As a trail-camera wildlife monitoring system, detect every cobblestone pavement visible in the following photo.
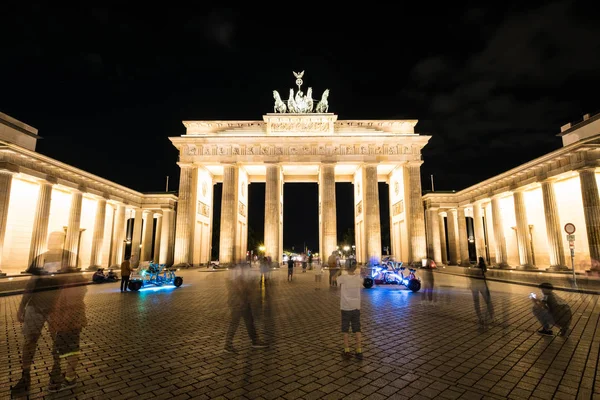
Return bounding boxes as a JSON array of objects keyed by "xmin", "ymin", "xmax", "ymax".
[{"xmin": 1, "ymin": 266, "xmax": 599, "ymax": 399}]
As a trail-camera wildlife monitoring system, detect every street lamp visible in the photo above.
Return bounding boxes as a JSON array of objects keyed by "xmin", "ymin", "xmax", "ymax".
[
  {"xmin": 343, "ymin": 245, "xmax": 350, "ymax": 252},
  {"xmin": 259, "ymin": 245, "xmax": 266, "ymax": 253}
]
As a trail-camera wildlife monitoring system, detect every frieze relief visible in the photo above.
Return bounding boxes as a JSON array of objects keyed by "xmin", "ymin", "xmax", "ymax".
[
  {"xmin": 392, "ymin": 200, "xmax": 404, "ymax": 216},
  {"xmin": 270, "ymin": 121, "xmax": 329, "ymax": 133},
  {"xmin": 239, "ymin": 201, "xmax": 246, "ymax": 217},
  {"xmin": 356, "ymin": 201, "xmax": 362, "ymax": 216},
  {"xmin": 197, "ymin": 201, "xmax": 210, "ymax": 217},
  {"xmin": 183, "ymin": 143, "xmax": 416, "ymax": 157}
]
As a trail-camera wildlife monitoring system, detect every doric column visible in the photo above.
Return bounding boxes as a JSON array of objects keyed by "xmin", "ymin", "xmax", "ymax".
[
  {"xmin": 404, "ymin": 163, "xmax": 427, "ymax": 262},
  {"xmin": 429, "ymin": 208, "xmax": 442, "ymax": 263},
  {"xmin": 446, "ymin": 209, "xmax": 459, "ymax": 265},
  {"xmin": 63, "ymin": 190, "xmax": 83, "ymax": 268},
  {"xmin": 174, "ymin": 164, "xmax": 193, "ymax": 265},
  {"xmin": 320, "ymin": 163, "xmax": 337, "ymax": 261},
  {"xmin": 89, "ymin": 198, "xmax": 107, "ymax": 267},
  {"xmin": 541, "ymin": 180, "xmax": 566, "ymax": 268},
  {"xmin": 141, "ymin": 210, "xmax": 154, "ymax": 261},
  {"xmin": 0, "ymin": 171, "xmax": 13, "ymax": 272},
  {"xmin": 153, "ymin": 213, "xmax": 163, "ymax": 263},
  {"xmin": 110, "ymin": 204, "xmax": 126, "ymax": 265},
  {"xmin": 438, "ymin": 211, "xmax": 448, "ymax": 265},
  {"xmin": 491, "ymin": 195, "xmax": 508, "ymax": 267},
  {"xmin": 159, "ymin": 209, "xmax": 174, "ymax": 265},
  {"xmin": 457, "ymin": 207, "xmax": 470, "ymax": 266},
  {"xmin": 130, "ymin": 208, "xmax": 143, "ymax": 266},
  {"xmin": 578, "ymin": 168, "xmax": 600, "ymax": 270},
  {"xmin": 472, "ymin": 203, "xmax": 486, "ymax": 261},
  {"xmin": 364, "ymin": 164, "xmax": 382, "ymax": 262},
  {"xmin": 264, "ymin": 164, "xmax": 282, "ymax": 264},
  {"xmin": 28, "ymin": 181, "xmax": 53, "ymax": 268},
  {"xmin": 426, "ymin": 209, "xmax": 434, "ymax": 259},
  {"xmin": 513, "ymin": 190, "xmax": 534, "ymax": 268},
  {"xmin": 219, "ymin": 165, "xmax": 239, "ymax": 264}
]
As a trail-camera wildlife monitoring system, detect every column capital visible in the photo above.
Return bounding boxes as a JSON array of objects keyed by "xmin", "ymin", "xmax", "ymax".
[
  {"xmin": 177, "ymin": 162, "xmax": 195, "ymax": 169},
  {"xmin": 576, "ymin": 166, "xmax": 597, "ymax": 174},
  {"xmin": 153, "ymin": 210, "xmax": 163, "ymax": 217},
  {"xmin": 406, "ymin": 161, "xmax": 424, "ymax": 168},
  {"xmin": 438, "ymin": 210, "xmax": 447, "ymax": 217},
  {"xmin": 142, "ymin": 209, "xmax": 152, "ymax": 216}
]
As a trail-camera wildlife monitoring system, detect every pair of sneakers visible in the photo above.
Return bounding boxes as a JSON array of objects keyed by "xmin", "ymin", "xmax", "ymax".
[
  {"xmin": 11, "ymin": 373, "xmax": 77, "ymax": 394},
  {"xmin": 537, "ymin": 327, "xmax": 569, "ymax": 337},
  {"xmin": 224, "ymin": 341, "xmax": 268, "ymax": 353}
]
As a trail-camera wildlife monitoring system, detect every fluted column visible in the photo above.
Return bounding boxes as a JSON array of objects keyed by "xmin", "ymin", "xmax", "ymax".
[
  {"xmin": 426, "ymin": 209, "xmax": 434, "ymax": 259},
  {"xmin": 513, "ymin": 190, "xmax": 534, "ymax": 268},
  {"xmin": 264, "ymin": 164, "xmax": 281, "ymax": 264},
  {"xmin": 63, "ymin": 190, "xmax": 83, "ymax": 268},
  {"xmin": 491, "ymin": 195, "xmax": 508, "ymax": 267},
  {"xmin": 130, "ymin": 208, "xmax": 143, "ymax": 266},
  {"xmin": 457, "ymin": 207, "xmax": 470, "ymax": 266},
  {"xmin": 0, "ymin": 171, "xmax": 13, "ymax": 271},
  {"xmin": 429, "ymin": 208, "xmax": 442, "ymax": 263},
  {"xmin": 320, "ymin": 163, "xmax": 337, "ymax": 260},
  {"xmin": 541, "ymin": 180, "xmax": 566, "ymax": 268},
  {"xmin": 89, "ymin": 198, "xmax": 107, "ymax": 267},
  {"xmin": 141, "ymin": 210, "xmax": 154, "ymax": 261},
  {"xmin": 174, "ymin": 165, "xmax": 193, "ymax": 265},
  {"xmin": 219, "ymin": 165, "xmax": 238, "ymax": 264},
  {"xmin": 446, "ymin": 209, "xmax": 459, "ymax": 265},
  {"xmin": 28, "ymin": 181, "xmax": 53, "ymax": 268},
  {"xmin": 579, "ymin": 168, "xmax": 600, "ymax": 270},
  {"xmin": 405, "ymin": 163, "xmax": 427, "ymax": 262},
  {"xmin": 364, "ymin": 164, "xmax": 382, "ymax": 262},
  {"xmin": 159, "ymin": 209, "xmax": 174, "ymax": 265},
  {"xmin": 438, "ymin": 211, "xmax": 448, "ymax": 265},
  {"xmin": 110, "ymin": 204, "xmax": 126, "ymax": 265},
  {"xmin": 472, "ymin": 203, "xmax": 486, "ymax": 261},
  {"xmin": 153, "ymin": 213, "xmax": 163, "ymax": 263}
]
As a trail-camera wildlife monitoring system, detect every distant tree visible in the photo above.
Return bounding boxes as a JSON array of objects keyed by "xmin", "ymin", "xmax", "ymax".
[{"xmin": 341, "ymin": 227, "xmax": 355, "ymax": 246}]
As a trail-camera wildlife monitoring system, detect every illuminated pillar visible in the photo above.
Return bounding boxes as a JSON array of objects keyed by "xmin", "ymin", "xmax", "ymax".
[
  {"xmin": 541, "ymin": 180, "xmax": 566, "ymax": 268},
  {"xmin": 472, "ymin": 202, "xmax": 486, "ymax": 261},
  {"xmin": 426, "ymin": 209, "xmax": 434, "ymax": 259},
  {"xmin": 404, "ymin": 163, "xmax": 427, "ymax": 262},
  {"xmin": 429, "ymin": 208, "xmax": 442, "ymax": 264},
  {"xmin": 219, "ymin": 165, "xmax": 239, "ymax": 264},
  {"xmin": 141, "ymin": 210, "xmax": 153, "ymax": 261},
  {"xmin": 63, "ymin": 190, "xmax": 83, "ymax": 268},
  {"xmin": 458, "ymin": 207, "xmax": 470, "ymax": 266},
  {"xmin": 153, "ymin": 212, "xmax": 163, "ymax": 263},
  {"xmin": 28, "ymin": 181, "xmax": 53, "ymax": 268},
  {"xmin": 513, "ymin": 190, "xmax": 534, "ymax": 268},
  {"xmin": 89, "ymin": 198, "xmax": 107, "ymax": 267},
  {"xmin": 130, "ymin": 208, "xmax": 143, "ymax": 266},
  {"xmin": 174, "ymin": 164, "xmax": 193, "ymax": 265},
  {"xmin": 319, "ymin": 163, "xmax": 337, "ymax": 262},
  {"xmin": 364, "ymin": 164, "xmax": 382, "ymax": 262},
  {"xmin": 264, "ymin": 164, "xmax": 282, "ymax": 264},
  {"xmin": 578, "ymin": 168, "xmax": 600, "ymax": 270},
  {"xmin": 159, "ymin": 209, "xmax": 174, "ymax": 265},
  {"xmin": 110, "ymin": 204, "xmax": 126, "ymax": 265},
  {"xmin": 438, "ymin": 211, "xmax": 448, "ymax": 265},
  {"xmin": 491, "ymin": 195, "xmax": 508, "ymax": 267},
  {"xmin": 446, "ymin": 209, "xmax": 459, "ymax": 265},
  {"xmin": 0, "ymin": 171, "xmax": 13, "ymax": 272}
]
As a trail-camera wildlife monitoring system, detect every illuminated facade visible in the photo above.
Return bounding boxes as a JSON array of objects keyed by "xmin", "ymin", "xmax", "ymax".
[
  {"xmin": 423, "ymin": 112, "xmax": 600, "ymax": 273},
  {"xmin": 0, "ymin": 112, "xmax": 176, "ymax": 276}
]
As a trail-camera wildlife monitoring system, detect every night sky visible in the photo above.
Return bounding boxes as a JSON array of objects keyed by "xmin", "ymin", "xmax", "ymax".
[{"xmin": 2, "ymin": 2, "xmax": 600, "ymax": 254}]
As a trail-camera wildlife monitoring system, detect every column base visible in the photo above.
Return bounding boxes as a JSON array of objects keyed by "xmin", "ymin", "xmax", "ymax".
[
  {"xmin": 173, "ymin": 262, "xmax": 192, "ymax": 269},
  {"xmin": 585, "ymin": 269, "xmax": 600, "ymax": 277},
  {"xmin": 0, "ymin": 271, "xmax": 5, "ymax": 277},
  {"xmin": 516, "ymin": 264, "xmax": 538, "ymax": 271},
  {"xmin": 546, "ymin": 265, "xmax": 570, "ymax": 272},
  {"xmin": 459, "ymin": 260, "xmax": 472, "ymax": 267},
  {"xmin": 493, "ymin": 262, "xmax": 513, "ymax": 270}
]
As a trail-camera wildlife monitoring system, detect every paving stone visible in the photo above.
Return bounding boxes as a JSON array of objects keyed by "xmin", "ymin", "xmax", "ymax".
[{"xmin": 1, "ymin": 270, "xmax": 599, "ymax": 399}]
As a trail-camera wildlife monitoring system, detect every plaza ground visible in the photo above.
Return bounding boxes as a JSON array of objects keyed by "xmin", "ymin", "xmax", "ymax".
[{"xmin": 1, "ymin": 266, "xmax": 599, "ymax": 399}]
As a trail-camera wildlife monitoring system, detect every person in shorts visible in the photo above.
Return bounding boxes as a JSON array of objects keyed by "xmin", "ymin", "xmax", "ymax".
[{"xmin": 337, "ymin": 263, "xmax": 364, "ymax": 359}]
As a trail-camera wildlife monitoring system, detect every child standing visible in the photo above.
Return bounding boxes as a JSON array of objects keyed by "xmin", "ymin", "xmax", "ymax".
[{"xmin": 336, "ymin": 263, "xmax": 363, "ymax": 359}]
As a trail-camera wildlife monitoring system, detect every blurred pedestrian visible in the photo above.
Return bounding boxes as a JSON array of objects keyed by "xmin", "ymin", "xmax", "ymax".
[
  {"xmin": 337, "ymin": 263, "xmax": 364, "ymax": 359},
  {"xmin": 120, "ymin": 256, "xmax": 132, "ymax": 292}
]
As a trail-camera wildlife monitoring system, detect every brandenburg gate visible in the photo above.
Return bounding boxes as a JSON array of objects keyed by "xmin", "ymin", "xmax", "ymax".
[{"xmin": 169, "ymin": 72, "xmax": 430, "ymax": 266}]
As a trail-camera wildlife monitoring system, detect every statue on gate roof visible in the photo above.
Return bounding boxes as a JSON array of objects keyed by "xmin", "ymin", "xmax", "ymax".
[{"xmin": 272, "ymin": 71, "xmax": 330, "ymax": 114}]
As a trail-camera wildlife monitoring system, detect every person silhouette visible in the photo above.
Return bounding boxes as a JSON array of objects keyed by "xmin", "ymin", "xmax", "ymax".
[
  {"xmin": 532, "ymin": 282, "xmax": 572, "ymax": 336},
  {"xmin": 11, "ymin": 231, "xmax": 81, "ymax": 395},
  {"xmin": 224, "ymin": 264, "xmax": 268, "ymax": 352},
  {"xmin": 471, "ymin": 257, "xmax": 495, "ymax": 328}
]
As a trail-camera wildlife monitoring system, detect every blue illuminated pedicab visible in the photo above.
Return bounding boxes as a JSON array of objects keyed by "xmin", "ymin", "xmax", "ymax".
[
  {"xmin": 128, "ymin": 262, "xmax": 183, "ymax": 291},
  {"xmin": 362, "ymin": 258, "xmax": 421, "ymax": 292}
]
